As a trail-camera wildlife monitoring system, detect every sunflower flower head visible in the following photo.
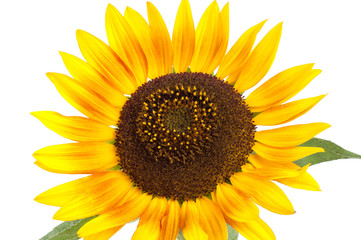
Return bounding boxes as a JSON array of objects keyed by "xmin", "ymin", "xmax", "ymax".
[{"xmin": 33, "ymin": 1, "xmax": 331, "ymax": 239}]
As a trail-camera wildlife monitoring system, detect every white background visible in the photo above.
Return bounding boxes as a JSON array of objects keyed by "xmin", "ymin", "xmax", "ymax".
[{"xmin": 1, "ymin": 0, "xmax": 361, "ymax": 239}]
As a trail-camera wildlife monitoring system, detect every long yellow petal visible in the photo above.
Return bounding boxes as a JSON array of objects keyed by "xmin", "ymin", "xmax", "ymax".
[
  {"xmin": 277, "ymin": 170, "xmax": 321, "ymax": 191},
  {"xmin": 253, "ymin": 142, "xmax": 324, "ymax": 162},
  {"xmin": 227, "ymin": 217, "xmax": 275, "ymax": 240},
  {"xmin": 253, "ymin": 94, "xmax": 326, "ymax": 126},
  {"xmin": 78, "ymin": 190, "xmax": 152, "ymax": 237},
  {"xmin": 147, "ymin": 2, "xmax": 173, "ymax": 78},
  {"xmin": 60, "ymin": 51, "xmax": 127, "ymax": 107},
  {"xmin": 172, "ymin": 0, "xmax": 195, "ymax": 73},
  {"xmin": 180, "ymin": 200, "xmax": 208, "ymax": 240},
  {"xmin": 196, "ymin": 197, "xmax": 228, "ymax": 240},
  {"xmin": 132, "ymin": 197, "xmax": 168, "ymax": 240},
  {"xmin": 35, "ymin": 171, "xmax": 128, "ymax": 207},
  {"xmin": 241, "ymin": 162, "xmax": 305, "ymax": 180},
  {"xmin": 247, "ymin": 64, "xmax": 321, "ymax": 112},
  {"xmin": 231, "ymin": 172, "xmax": 295, "ymax": 215},
  {"xmin": 76, "ymin": 30, "xmax": 136, "ymax": 94},
  {"xmin": 84, "ymin": 226, "xmax": 123, "ymax": 240},
  {"xmin": 46, "ymin": 72, "xmax": 120, "ymax": 125},
  {"xmin": 159, "ymin": 200, "xmax": 181, "ymax": 240},
  {"xmin": 190, "ymin": 1, "xmax": 225, "ymax": 74},
  {"xmin": 53, "ymin": 172, "xmax": 133, "ymax": 221},
  {"xmin": 248, "ymin": 154, "xmax": 300, "ymax": 170},
  {"xmin": 255, "ymin": 122, "xmax": 331, "ymax": 147},
  {"xmin": 31, "ymin": 111, "xmax": 115, "ymax": 142},
  {"xmin": 234, "ymin": 23, "xmax": 283, "ymax": 93},
  {"xmin": 124, "ymin": 7, "xmax": 158, "ymax": 79},
  {"xmin": 217, "ymin": 20, "xmax": 267, "ymax": 80},
  {"xmin": 33, "ymin": 142, "xmax": 117, "ymax": 174},
  {"xmin": 105, "ymin": 4, "xmax": 148, "ymax": 87},
  {"xmin": 214, "ymin": 183, "xmax": 259, "ymax": 222}
]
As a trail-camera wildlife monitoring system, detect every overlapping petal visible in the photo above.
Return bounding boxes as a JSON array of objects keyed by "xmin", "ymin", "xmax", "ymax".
[
  {"xmin": 247, "ymin": 64, "xmax": 321, "ymax": 112},
  {"xmin": 253, "ymin": 95, "xmax": 326, "ymax": 126},
  {"xmin": 53, "ymin": 172, "xmax": 133, "ymax": 221},
  {"xmin": 76, "ymin": 30, "xmax": 137, "ymax": 94},
  {"xmin": 105, "ymin": 4, "xmax": 148, "ymax": 86},
  {"xmin": 35, "ymin": 171, "xmax": 129, "ymax": 207},
  {"xmin": 227, "ymin": 217, "xmax": 276, "ymax": 240},
  {"xmin": 59, "ymin": 51, "xmax": 127, "ymax": 107},
  {"xmin": 132, "ymin": 197, "xmax": 169, "ymax": 240},
  {"xmin": 196, "ymin": 197, "xmax": 228, "ymax": 240},
  {"xmin": 31, "ymin": 111, "xmax": 115, "ymax": 142},
  {"xmin": 253, "ymin": 142, "xmax": 324, "ymax": 162},
  {"xmin": 190, "ymin": 1, "xmax": 228, "ymax": 74},
  {"xmin": 159, "ymin": 200, "xmax": 181, "ymax": 240},
  {"xmin": 78, "ymin": 190, "xmax": 152, "ymax": 237},
  {"xmin": 231, "ymin": 173, "xmax": 295, "ymax": 215},
  {"xmin": 218, "ymin": 20, "xmax": 266, "ymax": 80},
  {"xmin": 234, "ymin": 22, "xmax": 283, "ymax": 93},
  {"xmin": 213, "ymin": 183, "xmax": 259, "ymax": 222},
  {"xmin": 46, "ymin": 73, "xmax": 120, "ymax": 125},
  {"xmin": 180, "ymin": 200, "xmax": 208, "ymax": 240}
]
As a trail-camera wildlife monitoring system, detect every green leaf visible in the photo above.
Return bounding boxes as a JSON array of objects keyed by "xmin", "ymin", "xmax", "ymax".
[
  {"xmin": 294, "ymin": 138, "xmax": 361, "ymax": 167},
  {"xmin": 40, "ymin": 217, "xmax": 94, "ymax": 240},
  {"xmin": 177, "ymin": 229, "xmax": 185, "ymax": 240},
  {"xmin": 227, "ymin": 223, "xmax": 239, "ymax": 240},
  {"xmin": 177, "ymin": 223, "xmax": 238, "ymax": 240}
]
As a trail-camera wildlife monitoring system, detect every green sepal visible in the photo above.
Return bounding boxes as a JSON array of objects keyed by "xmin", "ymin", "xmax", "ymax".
[
  {"xmin": 294, "ymin": 137, "xmax": 361, "ymax": 167},
  {"xmin": 177, "ymin": 223, "xmax": 239, "ymax": 240},
  {"xmin": 40, "ymin": 217, "xmax": 94, "ymax": 240}
]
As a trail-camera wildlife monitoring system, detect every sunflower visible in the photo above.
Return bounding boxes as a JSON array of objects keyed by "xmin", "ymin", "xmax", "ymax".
[{"xmin": 33, "ymin": 1, "xmax": 330, "ymax": 239}]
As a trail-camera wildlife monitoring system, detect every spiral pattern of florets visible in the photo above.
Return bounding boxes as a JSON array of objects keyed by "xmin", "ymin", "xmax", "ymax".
[{"xmin": 116, "ymin": 72, "xmax": 255, "ymax": 201}]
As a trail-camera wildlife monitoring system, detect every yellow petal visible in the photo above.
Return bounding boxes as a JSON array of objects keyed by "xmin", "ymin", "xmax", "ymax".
[
  {"xmin": 46, "ymin": 72, "xmax": 120, "ymax": 125},
  {"xmin": 59, "ymin": 51, "xmax": 127, "ymax": 107},
  {"xmin": 190, "ymin": 1, "xmax": 225, "ymax": 74},
  {"xmin": 242, "ymin": 162, "xmax": 305, "ymax": 180},
  {"xmin": 248, "ymin": 154, "xmax": 300, "ymax": 170},
  {"xmin": 78, "ymin": 190, "xmax": 152, "ymax": 237},
  {"xmin": 217, "ymin": 20, "xmax": 267, "ymax": 80},
  {"xmin": 231, "ymin": 173, "xmax": 295, "ymax": 215},
  {"xmin": 159, "ymin": 200, "xmax": 181, "ymax": 240},
  {"xmin": 215, "ymin": 183, "xmax": 259, "ymax": 222},
  {"xmin": 147, "ymin": 2, "xmax": 173, "ymax": 78},
  {"xmin": 181, "ymin": 200, "xmax": 208, "ymax": 240},
  {"xmin": 132, "ymin": 197, "xmax": 169, "ymax": 240},
  {"xmin": 31, "ymin": 111, "xmax": 115, "ymax": 142},
  {"xmin": 196, "ymin": 197, "xmax": 228, "ymax": 240},
  {"xmin": 253, "ymin": 94, "xmax": 326, "ymax": 126},
  {"xmin": 253, "ymin": 142, "xmax": 324, "ymax": 162},
  {"xmin": 234, "ymin": 23, "xmax": 283, "ymax": 93},
  {"xmin": 255, "ymin": 122, "xmax": 331, "ymax": 147},
  {"xmin": 247, "ymin": 64, "xmax": 321, "ymax": 112},
  {"xmin": 84, "ymin": 226, "xmax": 123, "ymax": 240},
  {"xmin": 76, "ymin": 30, "xmax": 136, "ymax": 94},
  {"xmin": 172, "ymin": 0, "xmax": 195, "ymax": 73},
  {"xmin": 33, "ymin": 142, "xmax": 117, "ymax": 174},
  {"xmin": 105, "ymin": 4, "xmax": 148, "ymax": 87},
  {"xmin": 35, "ymin": 171, "xmax": 128, "ymax": 207},
  {"xmin": 53, "ymin": 172, "xmax": 133, "ymax": 221},
  {"xmin": 227, "ymin": 217, "xmax": 275, "ymax": 240},
  {"xmin": 277, "ymin": 170, "xmax": 321, "ymax": 191},
  {"xmin": 124, "ymin": 7, "xmax": 159, "ymax": 79}
]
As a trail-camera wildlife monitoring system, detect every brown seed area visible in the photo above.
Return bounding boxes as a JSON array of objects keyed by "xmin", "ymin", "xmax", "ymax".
[{"xmin": 115, "ymin": 72, "xmax": 255, "ymax": 201}]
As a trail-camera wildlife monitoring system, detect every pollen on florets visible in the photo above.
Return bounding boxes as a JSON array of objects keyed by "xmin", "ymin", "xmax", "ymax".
[{"xmin": 115, "ymin": 72, "xmax": 255, "ymax": 202}]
